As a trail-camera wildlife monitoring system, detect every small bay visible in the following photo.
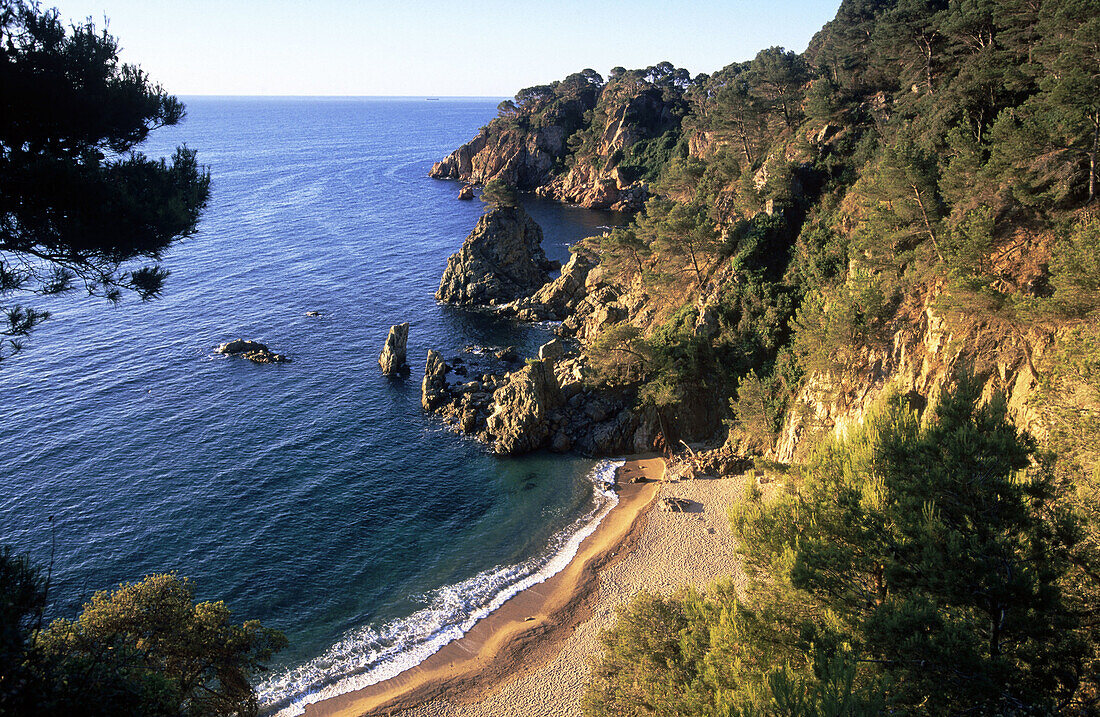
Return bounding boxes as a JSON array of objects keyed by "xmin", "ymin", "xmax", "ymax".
[{"xmin": 0, "ymin": 97, "xmax": 623, "ymax": 710}]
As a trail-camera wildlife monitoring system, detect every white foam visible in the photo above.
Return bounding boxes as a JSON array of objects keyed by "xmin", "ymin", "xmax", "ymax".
[{"xmin": 257, "ymin": 459, "xmax": 624, "ymax": 716}]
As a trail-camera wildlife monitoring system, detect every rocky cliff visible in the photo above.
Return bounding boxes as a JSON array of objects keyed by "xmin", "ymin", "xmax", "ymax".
[
  {"xmin": 436, "ymin": 205, "xmax": 557, "ymax": 306},
  {"xmin": 770, "ymin": 293, "xmax": 1054, "ymax": 464},
  {"xmin": 429, "ymin": 124, "xmax": 567, "ymax": 190}
]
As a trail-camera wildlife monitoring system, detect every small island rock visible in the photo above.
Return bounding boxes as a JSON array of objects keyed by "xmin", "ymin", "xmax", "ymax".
[
  {"xmin": 458, "ymin": 184, "xmax": 475, "ymax": 200},
  {"xmin": 421, "ymin": 350, "xmax": 449, "ymax": 410},
  {"xmin": 215, "ymin": 339, "xmax": 290, "ymax": 364},
  {"xmin": 379, "ymin": 323, "xmax": 410, "ymax": 376}
]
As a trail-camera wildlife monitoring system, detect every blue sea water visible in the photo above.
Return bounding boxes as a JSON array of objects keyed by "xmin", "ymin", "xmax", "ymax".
[{"xmin": 0, "ymin": 97, "xmax": 625, "ymax": 712}]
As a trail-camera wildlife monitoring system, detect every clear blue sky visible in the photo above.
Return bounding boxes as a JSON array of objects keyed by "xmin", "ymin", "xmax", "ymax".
[{"xmin": 48, "ymin": 0, "xmax": 842, "ymax": 96}]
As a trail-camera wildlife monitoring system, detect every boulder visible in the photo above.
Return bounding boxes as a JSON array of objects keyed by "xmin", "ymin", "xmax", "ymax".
[
  {"xmin": 421, "ymin": 350, "xmax": 449, "ymax": 410},
  {"xmin": 458, "ymin": 184, "xmax": 475, "ymax": 200},
  {"xmin": 436, "ymin": 206, "xmax": 556, "ymax": 306},
  {"xmin": 485, "ymin": 360, "xmax": 564, "ymax": 455},
  {"xmin": 658, "ymin": 497, "xmax": 694, "ymax": 513},
  {"xmin": 378, "ymin": 323, "xmax": 410, "ymax": 376}
]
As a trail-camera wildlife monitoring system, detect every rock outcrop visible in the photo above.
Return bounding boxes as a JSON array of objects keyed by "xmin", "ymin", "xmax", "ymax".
[
  {"xmin": 501, "ymin": 249, "xmax": 597, "ymax": 321},
  {"xmin": 379, "ymin": 323, "xmax": 410, "ymax": 376},
  {"xmin": 458, "ymin": 184, "xmax": 474, "ymax": 200},
  {"xmin": 429, "ymin": 125, "xmax": 568, "ymax": 190},
  {"xmin": 485, "ymin": 360, "xmax": 564, "ymax": 455},
  {"xmin": 215, "ymin": 339, "xmax": 290, "ymax": 364},
  {"xmin": 421, "ymin": 350, "xmax": 448, "ymax": 410},
  {"xmin": 538, "ymin": 338, "xmax": 565, "ymax": 362},
  {"xmin": 436, "ymin": 206, "xmax": 557, "ymax": 306},
  {"xmin": 418, "ymin": 342, "xmax": 659, "ymax": 457}
]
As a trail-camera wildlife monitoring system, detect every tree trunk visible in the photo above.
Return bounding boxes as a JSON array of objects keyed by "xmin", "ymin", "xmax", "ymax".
[
  {"xmin": 687, "ymin": 243, "xmax": 703, "ymax": 285},
  {"xmin": 1089, "ymin": 119, "xmax": 1098, "ymax": 203},
  {"xmin": 911, "ymin": 183, "xmax": 945, "ymax": 261},
  {"xmin": 740, "ymin": 128, "xmax": 753, "ymax": 165}
]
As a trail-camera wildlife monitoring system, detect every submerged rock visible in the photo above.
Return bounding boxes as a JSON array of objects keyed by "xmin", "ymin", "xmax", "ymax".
[
  {"xmin": 436, "ymin": 205, "xmax": 557, "ymax": 306},
  {"xmin": 379, "ymin": 322, "xmax": 410, "ymax": 376}
]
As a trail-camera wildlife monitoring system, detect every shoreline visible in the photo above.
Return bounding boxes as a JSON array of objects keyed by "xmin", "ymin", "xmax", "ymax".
[{"xmin": 303, "ymin": 456, "xmax": 666, "ymax": 717}]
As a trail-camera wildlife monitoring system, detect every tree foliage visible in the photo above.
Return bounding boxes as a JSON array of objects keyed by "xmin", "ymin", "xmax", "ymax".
[
  {"xmin": 479, "ymin": 177, "xmax": 519, "ymax": 208},
  {"xmin": 0, "ymin": 0, "xmax": 210, "ymax": 359},
  {"xmin": 733, "ymin": 384, "xmax": 1087, "ymax": 713},
  {"xmin": 0, "ymin": 554, "xmax": 286, "ymax": 716},
  {"xmin": 587, "ymin": 384, "xmax": 1092, "ymax": 714}
]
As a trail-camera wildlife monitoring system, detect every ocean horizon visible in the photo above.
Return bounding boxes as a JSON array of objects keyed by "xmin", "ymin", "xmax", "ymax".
[{"xmin": 0, "ymin": 96, "xmax": 624, "ymax": 712}]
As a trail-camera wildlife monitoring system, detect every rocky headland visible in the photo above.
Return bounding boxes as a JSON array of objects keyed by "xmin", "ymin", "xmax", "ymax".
[
  {"xmin": 429, "ymin": 66, "xmax": 691, "ymax": 212},
  {"xmin": 436, "ymin": 205, "xmax": 559, "ymax": 306}
]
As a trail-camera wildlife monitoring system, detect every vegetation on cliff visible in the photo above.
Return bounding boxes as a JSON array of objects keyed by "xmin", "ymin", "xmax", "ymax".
[
  {"xmin": 586, "ymin": 384, "xmax": 1093, "ymax": 714},
  {"xmin": 429, "ymin": 0, "xmax": 1100, "ymax": 711}
]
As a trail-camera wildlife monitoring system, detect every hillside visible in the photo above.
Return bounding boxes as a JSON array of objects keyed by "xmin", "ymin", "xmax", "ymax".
[
  {"xmin": 432, "ymin": 0, "xmax": 1098, "ymax": 468},
  {"xmin": 429, "ymin": 0, "xmax": 1100, "ymax": 709}
]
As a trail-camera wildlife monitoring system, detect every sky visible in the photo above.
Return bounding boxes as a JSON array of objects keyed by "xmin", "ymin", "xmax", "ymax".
[{"xmin": 46, "ymin": 0, "xmax": 842, "ymax": 97}]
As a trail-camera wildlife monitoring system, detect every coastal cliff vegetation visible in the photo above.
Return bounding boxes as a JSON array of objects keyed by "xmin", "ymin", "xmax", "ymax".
[{"xmin": 434, "ymin": 0, "xmax": 1100, "ymax": 711}]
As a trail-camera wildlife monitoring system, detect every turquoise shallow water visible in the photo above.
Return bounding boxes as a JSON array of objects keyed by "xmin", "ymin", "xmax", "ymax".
[{"xmin": 0, "ymin": 97, "xmax": 624, "ymax": 711}]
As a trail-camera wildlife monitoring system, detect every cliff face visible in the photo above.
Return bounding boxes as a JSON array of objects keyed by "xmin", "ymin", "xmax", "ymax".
[
  {"xmin": 772, "ymin": 294, "xmax": 1054, "ymax": 463},
  {"xmin": 429, "ymin": 124, "xmax": 567, "ymax": 190},
  {"xmin": 537, "ymin": 86, "xmax": 683, "ymax": 210}
]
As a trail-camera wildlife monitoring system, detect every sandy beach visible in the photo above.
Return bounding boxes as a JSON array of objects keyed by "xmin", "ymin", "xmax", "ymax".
[{"xmin": 305, "ymin": 457, "xmax": 749, "ymax": 717}]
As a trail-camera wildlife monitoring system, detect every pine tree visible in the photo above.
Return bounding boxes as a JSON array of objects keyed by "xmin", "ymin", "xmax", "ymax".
[{"xmin": 0, "ymin": 1, "xmax": 211, "ymax": 359}]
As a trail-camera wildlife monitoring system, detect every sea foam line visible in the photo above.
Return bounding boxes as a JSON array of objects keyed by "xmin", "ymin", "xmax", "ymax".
[{"xmin": 257, "ymin": 459, "xmax": 624, "ymax": 716}]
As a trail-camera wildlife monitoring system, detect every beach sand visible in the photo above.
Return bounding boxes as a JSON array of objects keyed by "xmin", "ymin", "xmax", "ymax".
[{"xmin": 306, "ymin": 457, "xmax": 749, "ymax": 717}]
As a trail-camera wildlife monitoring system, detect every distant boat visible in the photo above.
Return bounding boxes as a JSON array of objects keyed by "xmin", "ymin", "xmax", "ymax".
[{"xmin": 425, "ymin": 98, "xmax": 440, "ymax": 101}]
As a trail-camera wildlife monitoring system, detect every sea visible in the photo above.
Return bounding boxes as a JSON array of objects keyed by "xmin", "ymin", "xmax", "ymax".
[{"xmin": 0, "ymin": 97, "xmax": 626, "ymax": 714}]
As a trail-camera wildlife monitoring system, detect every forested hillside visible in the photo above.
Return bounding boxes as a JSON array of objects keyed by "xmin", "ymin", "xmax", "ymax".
[
  {"xmin": 433, "ymin": 0, "xmax": 1100, "ymax": 711},
  {"xmin": 436, "ymin": 0, "xmax": 1097, "ymax": 471}
]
